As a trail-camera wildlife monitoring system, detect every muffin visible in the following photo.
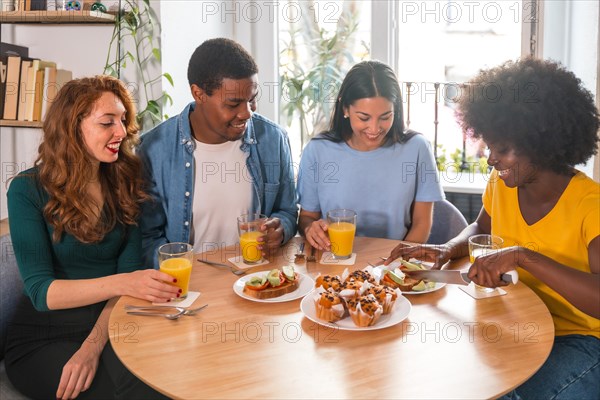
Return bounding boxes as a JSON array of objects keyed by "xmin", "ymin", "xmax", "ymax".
[
  {"xmin": 314, "ymin": 274, "xmax": 343, "ymax": 292},
  {"xmin": 347, "ymin": 269, "xmax": 375, "ymax": 284},
  {"xmin": 367, "ymin": 285, "xmax": 399, "ymax": 314},
  {"xmin": 338, "ymin": 278, "xmax": 365, "ymax": 300},
  {"xmin": 346, "ymin": 294, "xmax": 383, "ymax": 327},
  {"xmin": 314, "ymin": 291, "xmax": 345, "ymax": 322}
]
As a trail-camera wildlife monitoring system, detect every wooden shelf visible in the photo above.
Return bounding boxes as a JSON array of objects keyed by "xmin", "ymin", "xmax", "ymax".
[
  {"xmin": 0, "ymin": 120, "xmax": 43, "ymax": 128},
  {"xmin": 0, "ymin": 10, "xmax": 115, "ymax": 23}
]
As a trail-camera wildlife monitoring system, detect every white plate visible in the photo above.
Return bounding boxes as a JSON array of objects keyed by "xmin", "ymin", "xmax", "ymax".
[
  {"xmin": 300, "ymin": 294, "xmax": 411, "ymax": 331},
  {"xmin": 373, "ymin": 260, "xmax": 446, "ymax": 295},
  {"xmin": 401, "ymin": 281, "xmax": 446, "ymax": 295},
  {"xmin": 233, "ymin": 272, "xmax": 314, "ymax": 303}
]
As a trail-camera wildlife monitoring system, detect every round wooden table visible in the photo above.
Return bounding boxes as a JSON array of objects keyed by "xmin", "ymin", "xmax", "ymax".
[{"xmin": 109, "ymin": 237, "xmax": 554, "ymax": 399}]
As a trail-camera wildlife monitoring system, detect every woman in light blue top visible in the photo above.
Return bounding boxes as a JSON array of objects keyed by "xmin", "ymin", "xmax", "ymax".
[{"xmin": 297, "ymin": 60, "xmax": 444, "ymax": 250}]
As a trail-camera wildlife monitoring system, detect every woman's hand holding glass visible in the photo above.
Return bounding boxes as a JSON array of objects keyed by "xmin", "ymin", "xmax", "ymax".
[
  {"xmin": 304, "ymin": 219, "xmax": 331, "ymax": 251},
  {"xmin": 122, "ymin": 269, "xmax": 182, "ymax": 303}
]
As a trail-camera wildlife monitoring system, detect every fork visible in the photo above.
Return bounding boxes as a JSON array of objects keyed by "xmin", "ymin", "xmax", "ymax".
[
  {"xmin": 125, "ymin": 306, "xmax": 185, "ymax": 320},
  {"xmin": 125, "ymin": 304, "xmax": 209, "ymax": 318},
  {"xmin": 197, "ymin": 259, "xmax": 246, "ymax": 275},
  {"xmin": 294, "ymin": 242, "xmax": 306, "ymax": 263}
]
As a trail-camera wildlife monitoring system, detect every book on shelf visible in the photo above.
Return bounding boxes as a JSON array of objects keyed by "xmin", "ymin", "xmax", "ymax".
[
  {"xmin": 40, "ymin": 65, "xmax": 55, "ymax": 120},
  {"xmin": 32, "ymin": 67, "xmax": 44, "ymax": 121},
  {"xmin": 0, "ymin": 42, "xmax": 29, "ymax": 119},
  {"xmin": 0, "ymin": 42, "xmax": 29, "ymax": 59},
  {"xmin": 30, "ymin": 0, "xmax": 45, "ymax": 11},
  {"xmin": 40, "ymin": 67, "xmax": 71, "ymax": 120},
  {"xmin": 2, "ymin": 55, "xmax": 21, "ymax": 120},
  {"xmin": 20, "ymin": 59, "xmax": 56, "ymax": 121},
  {"xmin": 17, "ymin": 0, "xmax": 29, "ymax": 11},
  {"xmin": 21, "ymin": 58, "xmax": 38, "ymax": 121},
  {"xmin": 16, "ymin": 59, "xmax": 32, "ymax": 121},
  {"xmin": 0, "ymin": 60, "xmax": 6, "ymax": 118},
  {"xmin": 33, "ymin": 60, "xmax": 55, "ymax": 121}
]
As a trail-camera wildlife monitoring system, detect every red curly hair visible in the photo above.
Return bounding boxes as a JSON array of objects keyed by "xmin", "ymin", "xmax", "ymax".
[{"xmin": 36, "ymin": 75, "xmax": 147, "ymax": 243}]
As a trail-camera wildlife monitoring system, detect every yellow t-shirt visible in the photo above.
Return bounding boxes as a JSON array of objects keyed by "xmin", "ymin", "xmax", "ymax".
[{"xmin": 483, "ymin": 169, "xmax": 600, "ymax": 338}]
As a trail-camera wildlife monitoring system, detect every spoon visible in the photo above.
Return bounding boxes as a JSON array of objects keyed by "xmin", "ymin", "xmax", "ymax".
[{"xmin": 197, "ymin": 259, "xmax": 246, "ymax": 275}]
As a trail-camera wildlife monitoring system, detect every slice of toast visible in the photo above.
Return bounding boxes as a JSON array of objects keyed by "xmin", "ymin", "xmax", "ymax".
[
  {"xmin": 382, "ymin": 274, "xmax": 422, "ymax": 292},
  {"xmin": 243, "ymin": 279, "xmax": 300, "ymax": 299}
]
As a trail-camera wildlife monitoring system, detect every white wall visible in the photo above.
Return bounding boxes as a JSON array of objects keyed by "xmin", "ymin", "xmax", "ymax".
[
  {"xmin": 542, "ymin": 0, "xmax": 599, "ymax": 178},
  {"xmin": 160, "ymin": 0, "xmax": 233, "ymax": 119},
  {"xmin": 160, "ymin": 1, "xmax": 278, "ymax": 122}
]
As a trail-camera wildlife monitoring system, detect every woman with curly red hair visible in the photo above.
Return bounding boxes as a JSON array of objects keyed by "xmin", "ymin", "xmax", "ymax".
[{"xmin": 6, "ymin": 76, "xmax": 174, "ymax": 399}]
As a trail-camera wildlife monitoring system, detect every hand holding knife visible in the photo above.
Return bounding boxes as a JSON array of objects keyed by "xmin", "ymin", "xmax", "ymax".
[{"xmin": 402, "ymin": 268, "xmax": 519, "ymax": 286}]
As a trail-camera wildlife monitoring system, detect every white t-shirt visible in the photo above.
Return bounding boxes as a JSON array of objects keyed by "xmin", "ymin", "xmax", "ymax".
[{"xmin": 191, "ymin": 139, "xmax": 253, "ymax": 253}]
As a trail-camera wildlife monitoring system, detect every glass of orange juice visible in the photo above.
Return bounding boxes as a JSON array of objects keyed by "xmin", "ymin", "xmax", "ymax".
[
  {"xmin": 326, "ymin": 209, "xmax": 357, "ymax": 260},
  {"xmin": 158, "ymin": 242, "xmax": 194, "ymax": 300},
  {"xmin": 468, "ymin": 234, "xmax": 504, "ymax": 293},
  {"xmin": 237, "ymin": 213, "xmax": 267, "ymax": 264}
]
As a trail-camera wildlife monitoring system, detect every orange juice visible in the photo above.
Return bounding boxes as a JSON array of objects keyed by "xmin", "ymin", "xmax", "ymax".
[
  {"xmin": 240, "ymin": 231, "xmax": 263, "ymax": 263},
  {"xmin": 160, "ymin": 257, "xmax": 193, "ymax": 298},
  {"xmin": 469, "ymin": 248, "xmax": 488, "ymax": 263},
  {"xmin": 328, "ymin": 222, "xmax": 356, "ymax": 258}
]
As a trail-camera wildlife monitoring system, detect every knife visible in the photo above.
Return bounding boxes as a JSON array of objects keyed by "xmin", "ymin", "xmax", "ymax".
[{"xmin": 403, "ymin": 269, "xmax": 519, "ymax": 286}]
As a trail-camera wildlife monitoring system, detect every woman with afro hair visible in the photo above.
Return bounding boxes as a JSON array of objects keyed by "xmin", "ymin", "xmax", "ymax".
[{"xmin": 386, "ymin": 57, "xmax": 599, "ymax": 399}]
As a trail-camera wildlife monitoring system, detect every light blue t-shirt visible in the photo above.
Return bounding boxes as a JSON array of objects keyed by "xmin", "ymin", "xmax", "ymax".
[{"xmin": 297, "ymin": 134, "xmax": 444, "ymax": 240}]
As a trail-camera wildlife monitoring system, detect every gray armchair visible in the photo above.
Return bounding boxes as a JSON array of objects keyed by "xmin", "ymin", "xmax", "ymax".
[
  {"xmin": 0, "ymin": 234, "xmax": 29, "ymax": 399},
  {"xmin": 427, "ymin": 200, "xmax": 468, "ymax": 245}
]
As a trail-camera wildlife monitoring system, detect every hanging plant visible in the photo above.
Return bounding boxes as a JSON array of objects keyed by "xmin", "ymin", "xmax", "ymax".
[{"xmin": 103, "ymin": 0, "xmax": 173, "ymax": 130}]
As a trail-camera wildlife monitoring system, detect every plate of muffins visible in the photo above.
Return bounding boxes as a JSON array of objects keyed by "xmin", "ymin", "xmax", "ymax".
[{"xmin": 299, "ymin": 267, "xmax": 412, "ymax": 331}]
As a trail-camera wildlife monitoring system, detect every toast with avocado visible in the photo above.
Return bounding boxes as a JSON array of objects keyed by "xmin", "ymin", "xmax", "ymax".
[{"xmin": 243, "ymin": 266, "xmax": 300, "ymax": 299}]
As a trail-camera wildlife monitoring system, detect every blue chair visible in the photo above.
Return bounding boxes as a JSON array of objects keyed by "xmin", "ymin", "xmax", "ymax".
[
  {"xmin": 427, "ymin": 200, "xmax": 468, "ymax": 244},
  {"xmin": 0, "ymin": 234, "xmax": 29, "ymax": 399}
]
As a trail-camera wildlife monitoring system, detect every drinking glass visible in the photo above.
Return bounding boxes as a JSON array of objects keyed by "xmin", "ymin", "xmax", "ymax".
[
  {"xmin": 326, "ymin": 209, "xmax": 357, "ymax": 260},
  {"xmin": 468, "ymin": 234, "xmax": 504, "ymax": 293},
  {"xmin": 237, "ymin": 213, "xmax": 267, "ymax": 264},
  {"xmin": 158, "ymin": 242, "xmax": 194, "ymax": 300}
]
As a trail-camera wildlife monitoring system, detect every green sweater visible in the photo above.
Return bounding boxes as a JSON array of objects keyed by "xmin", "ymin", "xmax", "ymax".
[{"xmin": 7, "ymin": 168, "xmax": 146, "ymax": 311}]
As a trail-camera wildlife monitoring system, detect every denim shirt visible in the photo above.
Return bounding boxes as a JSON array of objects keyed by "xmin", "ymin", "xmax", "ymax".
[{"xmin": 138, "ymin": 102, "xmax": 298, "ymax": 268}]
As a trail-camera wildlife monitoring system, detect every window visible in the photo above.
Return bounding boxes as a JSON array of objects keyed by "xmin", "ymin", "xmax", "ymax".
[
  {"xmin": 395, "ymin": 0, "xmax": 523, "ymax": 171},
  {"xmin": 278, "ymin": 0, "xmax": 522, "ymax": 168},
  {"xmin": 278, "ymin": 0, "xmax": 371, "ymax": 161}
]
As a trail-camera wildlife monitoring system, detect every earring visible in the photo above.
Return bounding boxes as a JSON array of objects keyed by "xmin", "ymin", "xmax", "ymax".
[{"xmin": 343, "ymin": 114, "xmax": 348, "ymax": 119}]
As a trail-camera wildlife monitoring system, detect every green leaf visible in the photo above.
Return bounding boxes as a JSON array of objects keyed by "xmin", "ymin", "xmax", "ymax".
[
  {"xmin": 152, "ymin": 48, "xmax": 161, "ymax": 62},
  {"xmin": 163, "ymin": 73, "xmax": 174, "ymax": 86}
]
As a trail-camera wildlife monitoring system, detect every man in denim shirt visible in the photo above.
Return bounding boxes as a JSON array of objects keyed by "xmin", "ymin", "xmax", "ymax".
[{"xmin": 138, "ymin": 38, "xmax": 297, "ymax": 268}]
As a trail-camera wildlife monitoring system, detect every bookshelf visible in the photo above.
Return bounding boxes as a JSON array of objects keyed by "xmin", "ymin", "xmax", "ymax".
[
  {"xmin": 0, "ymin": 119, "xmax": 42, "ymax": 128},
  {"xmin": 1, "ymin": 10, "xmax": 115, "ymax": 128},
  {"xmin": 0, "ymin": 10, "xmax": 115, "ymax": 23}
]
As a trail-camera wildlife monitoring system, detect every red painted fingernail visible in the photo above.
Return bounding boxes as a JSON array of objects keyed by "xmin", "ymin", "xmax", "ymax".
[
  {"xmin": 178, "ymin": 289, "xmax": 182, "ymax": 293},
  {"xmin": 167, "ymin": 299, "xmax": 171, "ymax": 302},
  {"xmin": 176, "ymin": 293, "xmax": 180, "ymax": 297},
  {"xmin": 173, "ymin": 279, "xmax": 177, "ymax": 283}
]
